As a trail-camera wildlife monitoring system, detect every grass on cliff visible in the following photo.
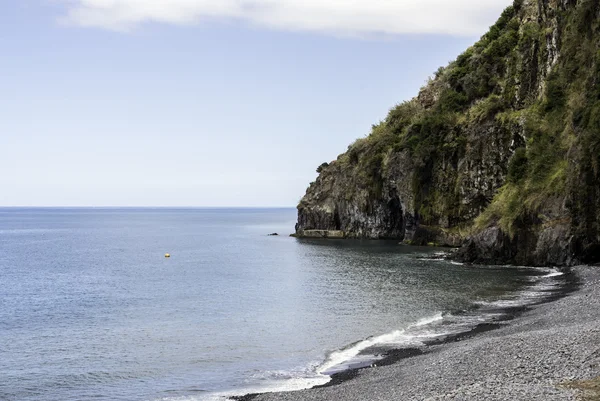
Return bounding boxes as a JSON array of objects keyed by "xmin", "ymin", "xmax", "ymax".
[
  {"xmin": 475, "ymin": 104, "xmax": 571, "ymax": 236},
  {"xmin": 478, "ymin": 0, "xmax": 600, "ymax": 237}
]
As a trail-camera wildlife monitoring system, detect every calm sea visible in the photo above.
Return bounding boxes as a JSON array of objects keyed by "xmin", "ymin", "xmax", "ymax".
[{"xmin": 0, "ymin": 208, "xmax": 567, "ymax": 401}]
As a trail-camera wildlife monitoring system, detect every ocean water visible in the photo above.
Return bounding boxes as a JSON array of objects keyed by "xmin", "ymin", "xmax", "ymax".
[{"xmin": 0, "ymin": 208, "xmax": 568, "ymax": 401}]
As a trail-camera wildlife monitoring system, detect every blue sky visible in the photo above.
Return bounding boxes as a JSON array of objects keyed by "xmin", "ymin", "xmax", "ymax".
[{"xmin": 0, "ymin": 0, "xmax": 511, "ymax": 207}]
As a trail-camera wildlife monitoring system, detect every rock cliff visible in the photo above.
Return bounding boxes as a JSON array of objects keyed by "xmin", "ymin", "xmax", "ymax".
[{"xmin": 296, "ymin": 0, "xmax": 600, "ymax": 267}]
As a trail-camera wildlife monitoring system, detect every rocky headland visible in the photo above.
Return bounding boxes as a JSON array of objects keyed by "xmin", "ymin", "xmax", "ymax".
[{"xmin": 296, "ymin": 0, "xmax": 600, "ymax": 267}]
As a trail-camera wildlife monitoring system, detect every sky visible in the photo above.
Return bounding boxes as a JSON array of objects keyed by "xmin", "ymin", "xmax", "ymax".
[{"xmin": 0, "ymin": 0, "xmax": 512, "ymax": 207}]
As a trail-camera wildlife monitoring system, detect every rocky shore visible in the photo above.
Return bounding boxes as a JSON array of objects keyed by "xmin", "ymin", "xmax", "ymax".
[{"xmin": 237, "ymin": 265, "xmax": 600, "ymax": 400}]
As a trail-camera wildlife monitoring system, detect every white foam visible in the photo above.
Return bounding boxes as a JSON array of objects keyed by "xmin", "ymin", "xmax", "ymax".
[
  {"xmin": 318, "ymin": 312, "xmax": 443, "ymax": 374},
  {"xmin": 158, "ymin": 374, "xmax": 332, "ymax": 401},
  {"xmin": 413, "ymin": 313, "xmax": 446, "ymax": 327},
  {"xmin": 476, "ymin": 298, "xmax": 527, "ymax": 308},
  {"xmin": 475, "ymin": 267, "xmax": 566, "ymax": 310},
  {"xmin": 526, "ymin": 267, "xmax": 565, "ymax": 280}
]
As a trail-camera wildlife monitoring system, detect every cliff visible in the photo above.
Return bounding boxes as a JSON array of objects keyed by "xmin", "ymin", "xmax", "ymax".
[{"xmin": 296, "ymin": 0, "xmax": 600, "ymax": 267}]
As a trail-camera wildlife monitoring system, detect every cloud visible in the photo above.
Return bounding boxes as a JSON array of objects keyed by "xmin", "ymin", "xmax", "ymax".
[{"xmin": 61, "ymin": 0, "xmax": 513, "ymax": 36}]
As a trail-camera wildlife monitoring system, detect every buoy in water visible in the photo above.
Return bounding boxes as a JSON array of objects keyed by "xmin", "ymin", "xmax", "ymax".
[{"xmin": 165, "ymin": 253, "xmax": 171, "ymax": 258}]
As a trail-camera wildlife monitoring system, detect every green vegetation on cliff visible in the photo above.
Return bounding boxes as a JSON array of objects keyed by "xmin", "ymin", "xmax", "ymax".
[
  {"xmin": 299, "ymin": 0, "xmax": 600, "ymax": 265},
  {"xmin": 477, "ymin": 0, "xmax": 600, "ymax": 246}
]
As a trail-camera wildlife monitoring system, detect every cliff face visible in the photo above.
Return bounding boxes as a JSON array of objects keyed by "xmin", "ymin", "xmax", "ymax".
[{"xmin": 296, "ymin": 0, "xmax": 600, "ymax": 267}]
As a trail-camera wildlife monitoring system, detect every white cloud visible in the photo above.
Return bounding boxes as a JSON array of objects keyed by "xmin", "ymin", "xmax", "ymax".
[{"xmin": 61, "ymin": 0, "xmax": 513, "ymax": 36}]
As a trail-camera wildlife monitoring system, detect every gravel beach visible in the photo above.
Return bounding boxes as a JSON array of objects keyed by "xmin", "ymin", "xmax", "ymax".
[{"xmin": 247, "ymin": 266, "xmax": 600, "ymax": 401}]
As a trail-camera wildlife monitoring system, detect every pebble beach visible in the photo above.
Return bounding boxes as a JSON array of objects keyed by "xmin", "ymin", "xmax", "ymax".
[{"xmin": 243, "ymin": 266, "xmax": 600, "ymax": 401}]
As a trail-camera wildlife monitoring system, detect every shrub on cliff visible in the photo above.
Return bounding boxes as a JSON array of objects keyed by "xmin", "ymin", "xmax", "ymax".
[
  {"xmin": 507, "ymin": 148, "xmax": 528, "ymax": 183},
  {"xmin": 316, "ymin": 162, "xmax": 329, "ymax": 173}
]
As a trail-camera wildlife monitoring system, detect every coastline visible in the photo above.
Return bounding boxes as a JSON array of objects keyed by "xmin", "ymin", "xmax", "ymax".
[{"xmin": 233, "ymin": 266, "xmax": 600, "ymax": 400}]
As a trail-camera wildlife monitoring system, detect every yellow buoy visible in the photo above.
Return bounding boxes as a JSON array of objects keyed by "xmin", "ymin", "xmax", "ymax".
[{"xmin": 165, "ymin": 253, "xmax": 171, "ymax": 258}]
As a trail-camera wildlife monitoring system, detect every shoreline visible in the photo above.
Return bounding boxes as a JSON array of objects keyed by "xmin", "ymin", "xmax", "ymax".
[{"xmin": 232, "ymin": 266, "xmax": 599, "ymax": 401}]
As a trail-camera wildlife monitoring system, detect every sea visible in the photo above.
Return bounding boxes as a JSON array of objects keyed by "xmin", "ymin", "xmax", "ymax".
[{"xmin": 0, "ymin": 208, "xmax": 569, "ymax": 401}]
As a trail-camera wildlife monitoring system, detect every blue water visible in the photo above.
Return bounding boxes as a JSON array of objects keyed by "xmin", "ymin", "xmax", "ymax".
[{"xmin": 0, "ymin": 208, "xmax": 567, "ymax": 401}]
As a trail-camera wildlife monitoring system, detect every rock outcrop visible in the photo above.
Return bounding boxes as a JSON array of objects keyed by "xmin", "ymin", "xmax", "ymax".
[{"xmin": 296, "ymin": 0, "xmax": 600, "ymax": 267}]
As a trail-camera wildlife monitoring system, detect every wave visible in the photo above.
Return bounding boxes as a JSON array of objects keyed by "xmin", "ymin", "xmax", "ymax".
[
  {"xmin": 474, "ymin": 268, "xmax": 566, "ymax": 310},
  {"xmin": 318, "ymin": 312, "xmax": 444, "ymax": 375}
]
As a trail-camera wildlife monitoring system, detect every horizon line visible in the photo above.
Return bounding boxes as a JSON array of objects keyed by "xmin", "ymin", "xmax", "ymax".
[{"xmin": 0, "ymin": 206, "xmax": 297, "ymax": 209}]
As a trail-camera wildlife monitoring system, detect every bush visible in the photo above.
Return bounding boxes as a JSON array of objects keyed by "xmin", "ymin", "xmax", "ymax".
[
  {"xmin": 544, "ymin": 74, "xmax": 566, "ymax": 112},
  {"xmin": 437, "ymin": 90, "xmax": 469, "ymax": 113},
  {"xmin": 586, "ymin": 102, "xmax": 600, "ymax": 131},
  {"xmin": 386, "ymin": 100, "xmax": 421, "ymax": 132},
  {"xmin": 469, "ymin": 95, "xmax": 505, "ymax": 122},
  {"xmin": 507, "ymin": 147, "xmax": 528, "ymax": 183},
  {"xmin": 512, "ymin": 0, "xmax": 524, "ymax": 12},
  {"xmin": 483, "ymin": 29, "xmax": 519, "ymax": 60},
  {"xmin": 462, "ymin": 64, "xmax": 495, "ymax": 100},
  {"xmin": 316, "ymin": 162, "xmax": 329, "ymax": 173},
  {"xmin": 447, "ymin": 66, "xmax": 469, "ymax": 90},
  {"xmin": 480, "ymin": 5, "xmax": 516, "ymax": 47}
]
